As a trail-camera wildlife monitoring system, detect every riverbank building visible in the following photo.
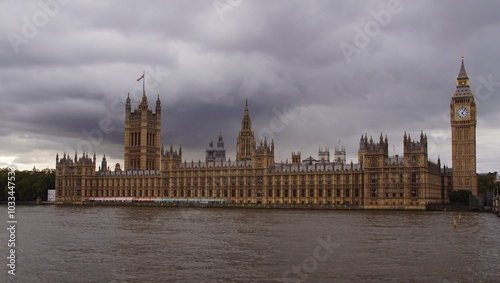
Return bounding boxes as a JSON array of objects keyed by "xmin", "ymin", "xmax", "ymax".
[{"xmin": 55, "ymin": 58, "xmax": 477, "ymax": 209}]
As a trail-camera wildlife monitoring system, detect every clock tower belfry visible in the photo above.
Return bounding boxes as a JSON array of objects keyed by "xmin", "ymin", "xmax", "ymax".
[{"xmin": 450, "ymin": 55, "xmax": 477, "ymax": 195}]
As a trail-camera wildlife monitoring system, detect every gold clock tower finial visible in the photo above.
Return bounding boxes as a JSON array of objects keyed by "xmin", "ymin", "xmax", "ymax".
[{"xmin": 456, "ymin": 54, "xmax": 470, "ymax": 88}]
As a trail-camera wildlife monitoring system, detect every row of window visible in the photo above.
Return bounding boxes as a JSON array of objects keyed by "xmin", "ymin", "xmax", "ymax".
[
  {"xmin": 63, "ymin": 188, "xmax": 364, "ymax": 198},
  {"xmin": 60, "ymin": 187, "xmax": 420, "ymax": 199},
  {"xmin": 59, "ymin": 174, "xmax": 364, "ymax": 188},
  {"xmin": 371, "ymin": 172, "xmax": 419, "ymax": 184},
  {"xmin": 368, "ymin": 156, "xmax": 420, "ymax": 166},
  {"xmin": 60, "ymin": 171, "xmax": 422, "ymax": 189},
  {"xmin": 169, "ymin": 169, "xmax": 363, "ymax": 178},
  {"xmin": 370, "ymin": 188, "xmax": 419, "ymax": 198}
]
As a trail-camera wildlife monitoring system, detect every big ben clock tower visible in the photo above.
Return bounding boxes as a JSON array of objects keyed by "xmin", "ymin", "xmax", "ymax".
[{"xmin": 450, "ymin": 55, "xmax": 478, "ymax": 195}]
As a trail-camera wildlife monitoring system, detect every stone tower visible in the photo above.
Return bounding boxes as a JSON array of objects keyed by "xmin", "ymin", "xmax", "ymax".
[
  {"xmin": 334, "ymin": 146, "xmax": 346, "ymax": 164},
  {"xmin": 358, "ymin": 134, "xmax": 367, "ymax": 166},
  {"xmin": 124, "ymin": 92, "xmax": 161, "ymax": 171},
  {"xmin": 236, "ymin": 99, "xmax": 256, "ymax": 161},
  {"xmin": 450, "ymin": 56, "xmax": 477, "ymax": 195},
  {"xmin": 361, "ymin": 133, "xmax": 389, "ymax": 205},
  {"xmin": 253, "ymin": 137, "xmax": 275, "ymax": 168},
  {"xmin": 291, "ymin": 151, "xmax": 301, "ymax": 165},
  {"xmin": 403, "ymin": 131, "xmax": 428, "ymax": 169},
  {"xmin": 318, "ymin": 146, "xmax": 330, "ymax": 163},
  {"xmin": 206, "ymin": 132, "xmax": 227, "ymax": 162},
  {"xmin": 161, "ymin": 143, "xmax": 182, "ymax": 171}
]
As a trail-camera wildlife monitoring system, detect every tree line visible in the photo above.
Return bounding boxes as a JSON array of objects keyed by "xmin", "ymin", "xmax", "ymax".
[{"xmin": 0, "ymin": 168, "xmax": 55, "ymax": 201}]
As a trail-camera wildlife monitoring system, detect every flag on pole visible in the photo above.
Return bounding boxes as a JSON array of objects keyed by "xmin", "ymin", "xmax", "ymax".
[{"xmin": 138, "ymin": 71, "xmax": 146, "ymax": 96}]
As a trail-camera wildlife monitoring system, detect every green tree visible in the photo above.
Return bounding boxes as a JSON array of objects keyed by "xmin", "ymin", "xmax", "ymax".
[
  {"xmin": 0, "ymin": 168, "xmax": 55, "ymax": 201},
  {"xmin": 478, "ymin": 174, "xmax": 497, "ymax": 194},
  {"xmin": 0, "ymin": 168, "xmax": 8, "ymax": 201},
  {"xmin": 449, "ymin": 190, "xmax": 472, "ymax": 204}
]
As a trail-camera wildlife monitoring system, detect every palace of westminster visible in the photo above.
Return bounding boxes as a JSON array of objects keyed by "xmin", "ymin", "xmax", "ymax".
[{"xmin": 55, "ymin": 57, "xmax": 478, "ymax": 209}]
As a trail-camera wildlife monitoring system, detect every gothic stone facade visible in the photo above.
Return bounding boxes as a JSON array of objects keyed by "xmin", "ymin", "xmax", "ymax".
[{"xmin": 55, "ymin": 58, "xmax": 477, "ymax": 208}]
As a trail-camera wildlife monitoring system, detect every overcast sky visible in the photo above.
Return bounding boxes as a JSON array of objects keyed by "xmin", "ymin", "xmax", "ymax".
[{"xmin": 1, "ymin": 0, "xmax": 499, "ymax": 173}]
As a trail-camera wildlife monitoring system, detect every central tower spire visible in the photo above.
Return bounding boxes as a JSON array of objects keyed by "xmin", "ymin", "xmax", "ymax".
[
  {"xmin": 236, "ymin": 99, "xmax": 256, "ymax": 161},
  {"xmin": 242, "ymin": 98, "xmax": 251, "ymax": 130}
]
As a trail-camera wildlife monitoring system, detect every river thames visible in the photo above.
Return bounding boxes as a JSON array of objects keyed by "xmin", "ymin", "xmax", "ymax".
[{"xmin": 1, "ymin": 205, "xmax": 500, "ymax": 282}]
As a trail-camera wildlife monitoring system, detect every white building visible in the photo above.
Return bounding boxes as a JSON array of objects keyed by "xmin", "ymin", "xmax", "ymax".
[{"xmin": 47, "ymin": 190, "xmax": 56, "ymax": 202}]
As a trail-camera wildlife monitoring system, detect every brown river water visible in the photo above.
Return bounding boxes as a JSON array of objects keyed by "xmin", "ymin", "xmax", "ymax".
[{"xmin": 1, "ymin": 205, "xmax": 499, "ymax": 282}]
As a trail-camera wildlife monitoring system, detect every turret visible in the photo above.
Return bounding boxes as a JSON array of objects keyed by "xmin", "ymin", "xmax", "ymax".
[
  {"xmin": 318, "ymin": 146, "xmax": 330, "ymax": 163},
  {"xmin": 253, "ymin": 138, "xmax": 274, "ymax": 168},
  {"xmin": 139, "ymin": 93, "xmax": 148, "ymax": 111},
  {"xmin": 359, "ymin": 135, "xmax": 365, "ymax": 153},
  {"xmin": 100, "ymin": 155, "xmax": 108, "ymax": 172},
  {"xmin": 358, "ymin": 134, "xmax": 367, "ymax": 165},
  {"xmin": 334, "ymin": 146, "xmax": 346, "ymax": 164},
  {"xmin": 403, "ymin": 131, "xmax": 428, "ymax": 167},
  {"xmin": 126, "ymin": 93, "xmax": 131, "ymax": 113},
  {"xmin": 363, "ymin": 132, "xmax": 389, "ymax": 167},
  {"xmin": 404, "ymin": 131, "xmax": 428, "ymax": 155},
  {"xmin": 217, "ymin": 132, "xmax": 224, "ymax": 148},
  {"xmin": 292, "ymin": 151, "xmax": 301, "ymax": 166},
  {"xmin": 162, "ymin": 142, "xmax": 182, "ymax": 170},
  {"xmin": 207, "ymin": 133, "xmax": 226, "ymax": 163}
]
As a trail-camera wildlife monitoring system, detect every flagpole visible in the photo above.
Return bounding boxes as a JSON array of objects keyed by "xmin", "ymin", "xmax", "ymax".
[{"xmin": 143, "ymin": 71, "xmax": 145, "ymax": 96}]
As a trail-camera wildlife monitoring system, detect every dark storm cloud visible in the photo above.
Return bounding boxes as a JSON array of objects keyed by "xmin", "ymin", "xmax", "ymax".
[{"xmin": 0, "ymin": 0, "xmax": 499, "ymax": 172}]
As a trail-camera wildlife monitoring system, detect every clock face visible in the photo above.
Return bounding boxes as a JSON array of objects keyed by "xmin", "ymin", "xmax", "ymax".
[{"xmin": 456, "ymin": 107, "xmax": 469, "ymax": 119}]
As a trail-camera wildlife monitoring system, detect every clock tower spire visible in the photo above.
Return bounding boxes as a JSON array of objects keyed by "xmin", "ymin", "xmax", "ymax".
[{"xmin": 450, "ymin": 55, "xmax": 477, "ymax": 195}]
